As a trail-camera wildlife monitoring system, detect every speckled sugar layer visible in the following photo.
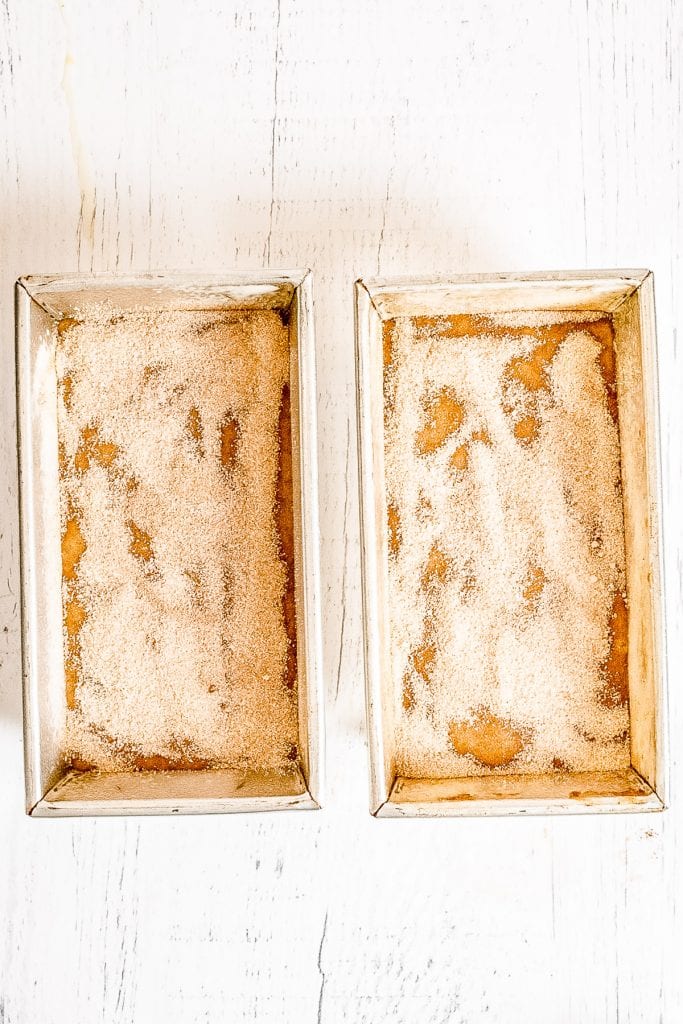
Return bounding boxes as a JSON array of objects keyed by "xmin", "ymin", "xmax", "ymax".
[
  {"xmin": 57, "ymin": 306, "xmax": 298, "ymax": 773},
  {"xmin": 384, "ymin": 311, "xmax": 630, "ymax": 778}
]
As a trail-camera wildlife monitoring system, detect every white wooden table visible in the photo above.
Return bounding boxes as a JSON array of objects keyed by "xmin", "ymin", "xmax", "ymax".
[{"xmin": 1, "ymin": 2, "xmax": 680, "ymax": 1021}]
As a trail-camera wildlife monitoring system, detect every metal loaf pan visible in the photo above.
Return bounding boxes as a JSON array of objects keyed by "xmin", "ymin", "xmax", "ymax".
[
  {"xmin": 355, "ymin": 270, "xmax": 666, "ymax": 817},
  {"xmin": 17, "ymin": 272, "xmax": 324, "ymax": 816}
]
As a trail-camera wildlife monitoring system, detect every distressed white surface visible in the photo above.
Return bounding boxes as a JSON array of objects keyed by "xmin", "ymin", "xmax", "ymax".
[{"xmin": 0, "ymin": 1, "xmax": 680, "ymax": 1021}]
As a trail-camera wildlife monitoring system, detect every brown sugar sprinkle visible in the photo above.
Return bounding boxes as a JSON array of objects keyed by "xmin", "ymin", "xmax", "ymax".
[
  {"xmin": 402, "ymin": 675, "xmax": 415, "ymax": 712},
  {"xmin": 505, "ymin": 336, "xmax": 560, "ymax": 393},
  {"xmin": 402, "ymin": 638, "xmax": 436, "ymax": 712},
  {"xmin": 184, "ymin": 569, "xmax": 202, "ymax": 602},
  {"xmin": 75, "ymin": 425, "xmax": 119, "ymax": 472},
  {"xmin": 222, "ymin": 566, "xmax": 235, "ymax": 617},
  {"xmin": 275, "ymin": 383, "xmax": 297, "ymax": 691},
  {"xmin": 64, "ymin": 593, "xmax": 87, "ymax": 637},
  {"xmin": 449, "ymin": 443, "xmax": 469, "ymax": 471},
  {"xmin": 448, "ymin": 708, "xmax": 526, "ymax": 768},
  {"xmin": 132, "ymin": 753, "xmax": 211, "ymax": 772},
  {"xmin": 421, "ymin": 544, "xmax": 450, "ymax": 588},
  {"xmin": 64, "ymin": 664, "xmax": 79, "ymax": 711},
  {"xmin": 588, "ymin": 317, "xmax": 620, "ymax": 424},
  {"xmin": 385, "ymin": 310, "xmax": 630, "ymax": 778},
  {"xmin": 522, "ymin": 565, "xmax": 547, "ymax": 609},
  {"xmin": 501, "ymin": 317, "xmax": 620, "ymax": 443},
  {"xmin": 93, "ymin": 440, "xmax": 118, "ymax": 467},
  {"xmin": 599, "ymin": 591, "xmax": 629, "ymax": 708},
  {"xmin": 64, "ymin": 594, "xmax": 86, "ymax": 709},
  {"xmin": 513, "ymin": 415, "xmax": 540, "ymax": 444},
  {"xmin": 60, "ymin": 375, "xmax": 74, "ymax": 409},
  {"xmin": 142, "ymin": 364, "xmax": 156, "ymax": 384},
  {"xmin": 387, "ymin": 502, "xmax": 402, "ymax": 556},
  {"xmin": 74, "ymin": 444, "xmax": 89, "ymax": 473},
  {"xmin": 58, "ymin": 317, "xmax": 81, "ymax": 337},
  {"xmin": 383, "ymin": 318, "xmax": 396, "ymax": 369},
  {"xmin": 383, "ymin": 319, "xmax": 399, "ymax": 422},
  {"xmin": 128, "ymin": 520, "xmax": 154, "ymax": 563},
  {"xmin": 56, "ymin": 306, "xmax": 299, "ymax": 774},
  {"xmin": 552, "ymin": 756, "xmax": 570, "ymax": 771},
  {"xmin": 415, "ymin": 387, "xmax": 464, "ymax": 455},
  {"xmin": 61, "ymin": 512, "xmax": 86, "ymax": 581},
  {"xmin": 220, "ymin": 414, "xmax": 240, "ymax": 473},
  {"xmin": 411, "ymin": 641, "xmax": 436, "ymax": 685},
  {"xmin": 187, "ymin": 406, "xmax": 204, "ymax": 452}
]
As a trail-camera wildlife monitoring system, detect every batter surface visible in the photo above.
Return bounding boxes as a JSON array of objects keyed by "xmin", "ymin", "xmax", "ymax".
[
  {"xmin": 57, "ymin": 307, "xmax": 299, "ymax": 774},
  {"xmin": 384, "ymin": 311, "xmax": 630, "ymax": 778}
]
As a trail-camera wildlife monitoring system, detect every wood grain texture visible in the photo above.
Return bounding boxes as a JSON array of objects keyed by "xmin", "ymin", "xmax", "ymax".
[{"xmin": 0, "ymin": 1, "xmax": 681, "ymax": 1021}]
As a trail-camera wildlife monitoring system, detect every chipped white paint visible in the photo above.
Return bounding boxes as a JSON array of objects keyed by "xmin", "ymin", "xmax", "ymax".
[{"xmin": 0, "ymin": 1, "xmax": 681, "ymax": 1021}]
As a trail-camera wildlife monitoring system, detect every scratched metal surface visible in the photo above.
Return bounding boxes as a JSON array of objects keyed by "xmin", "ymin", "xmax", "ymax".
[{"xmin": 0, "ymin": 2, "xmax": 681, "ymax": 1021}]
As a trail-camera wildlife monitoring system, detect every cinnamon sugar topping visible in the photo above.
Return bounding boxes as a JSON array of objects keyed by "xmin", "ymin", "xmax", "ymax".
[
  {"xmin": 384, "ymin": 311, "xmax": 630, "ymax": 777},
  {"xmin": 57, "ymin": 307, "xmax": 298, "ymax": 774}
]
